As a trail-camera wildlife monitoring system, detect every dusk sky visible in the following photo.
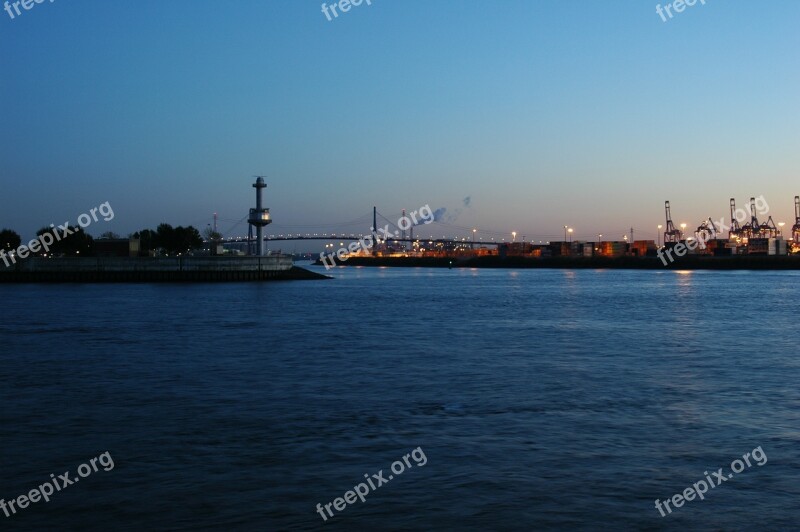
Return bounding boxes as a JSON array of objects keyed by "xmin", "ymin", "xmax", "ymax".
[{"xmin": 2, "ymin": 0, "xmax": 798, "ymax": 245}]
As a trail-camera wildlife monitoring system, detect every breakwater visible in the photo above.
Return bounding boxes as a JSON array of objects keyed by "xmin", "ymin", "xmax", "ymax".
[{"xmin": 0, "ymin": 256, "xmax": 329, "ymax": 283}]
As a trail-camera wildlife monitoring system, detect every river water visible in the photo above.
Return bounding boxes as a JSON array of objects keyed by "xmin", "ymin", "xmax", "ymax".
[{"xmin": 1, "ymin": 266, "xmax": 798, "ymax": 530}]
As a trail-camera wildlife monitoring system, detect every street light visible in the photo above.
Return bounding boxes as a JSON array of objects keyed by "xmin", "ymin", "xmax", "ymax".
[
  {"xmin": 564, "ymin": 225, "xmax": 568, "ymax": 241},
  {"xmin": 568, "ymin": 228, "xmax": 573, "ymax": 243},
  {"xmin": 472, "ymin": 228, "xmax": 477, "ymax": 249},
  {"xmin": 658, "ymin": 224, "xmax": 663, "ymax": 247},
  {"xmin": 779, "ymin": 222, "xmax": 786, "ymax": 236},
  {"xmin": 680, "ymin": 223, "xmax": 687, "ymax": 239},
  {"xmin": 512, "ymin": 231, "xmax": 517, "ymax": 243}
]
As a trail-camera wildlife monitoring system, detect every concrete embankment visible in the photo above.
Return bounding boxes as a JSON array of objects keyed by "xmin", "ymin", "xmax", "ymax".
[
  {"xmin": 319, "ymin": 255, "xmax": 800, "ymax": 270},
  {"xmin": 0, "ymin": 256, "xmax": 330, "ymax": 283}
]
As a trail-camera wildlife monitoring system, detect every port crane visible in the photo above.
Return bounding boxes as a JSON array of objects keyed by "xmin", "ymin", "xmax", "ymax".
[
  {"xmin": 793, "ymin": 196, "xmax": 800, "ymax": 243},
  {"xmin": 759, "ymin": 216, "xmax": 779, "ymax": 239},
  {"xmin": 740, "ymin": 197, "xmax": 761, "ymax": 240},
  {"xmin": 696, "ymin": 217, "xmax": 719, "ymax": 243},
  {"xmin": 728, "ymin": 198, "xmax": 743, "ymax": 242},
  {"xmin": 663, "ymin": 201, "xmax": 683, "ymax": 243}
]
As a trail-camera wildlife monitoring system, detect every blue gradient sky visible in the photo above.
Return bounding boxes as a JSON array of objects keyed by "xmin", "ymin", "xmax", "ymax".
[{"xmin": 1, "ymin": 0, "xmax": 798, "ymax": 245}]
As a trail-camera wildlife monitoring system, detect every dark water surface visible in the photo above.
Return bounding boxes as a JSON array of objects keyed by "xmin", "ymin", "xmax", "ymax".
[{"xmin": 1, "ymin": 266, "xmax": 798, "ymax": 530}]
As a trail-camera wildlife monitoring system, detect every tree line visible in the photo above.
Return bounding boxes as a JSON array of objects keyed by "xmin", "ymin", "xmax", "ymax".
[{"xmin": 0, "ymin": 223, "xmax": 206, "ymax": 257}]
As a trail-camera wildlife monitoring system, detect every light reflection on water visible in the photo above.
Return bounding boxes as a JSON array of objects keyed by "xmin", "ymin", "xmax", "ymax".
[{"xmin": 1, "ymin": 267, "xmax": 798, "ymax": 530}]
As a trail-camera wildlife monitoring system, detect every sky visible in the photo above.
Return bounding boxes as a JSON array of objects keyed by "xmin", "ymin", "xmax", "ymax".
[{"xmin": 1, "ymin": 0, "xmax": 798, "ymax": 247}]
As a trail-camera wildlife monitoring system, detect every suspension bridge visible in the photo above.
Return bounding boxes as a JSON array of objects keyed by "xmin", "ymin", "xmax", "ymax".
[{"xmin": 195, "ymin": 208, "xmax": 648, "ymax": 251}]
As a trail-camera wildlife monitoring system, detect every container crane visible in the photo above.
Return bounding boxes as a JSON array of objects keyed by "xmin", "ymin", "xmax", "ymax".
[
  {"xmin": 759, "ymin": 216, "xmax": 779, "ymax": 239},
  {"xmin": 663, "ymin": 201, "xmax": 683, "ymax": 243},
  {"xmin": 741, "ymin": 197, "xmax": 761, "ymax": 240},
  {"xmin": 696, "ymin": 217, "xmax": 719, "ymax": 243},
  {"xmin": 728, "ymin": 198, "xmax": 743, "ymax": 242}
]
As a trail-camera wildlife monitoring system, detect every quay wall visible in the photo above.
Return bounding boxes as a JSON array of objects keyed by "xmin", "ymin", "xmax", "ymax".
[
  {"xmin": 324, "ymin": 255, "xmax": 800, "ymax": 270},
  {"xmin": 0, "ymin": 256, "xmax": 324, "ymax": 283}
]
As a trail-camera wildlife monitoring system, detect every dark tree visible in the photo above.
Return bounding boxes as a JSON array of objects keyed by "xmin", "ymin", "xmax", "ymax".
[
  {"xmin": 173, "ymin": 226, "xmax": 203, "ymax": 254},
  {"xmin": 36, "ymin": 226, "xmax": 94, "ymax": 256},
  {"xmin": 0, "ymin": 228, "xmax": 21, "ymax": 252},
  {"xmin": 204, "ymin": 227, "xmax": 224, "ymax": 256},
  {"xmin": 149, "ymin": 224, "xmax": 203, "ymax": 255},
  {"xmin": 203, "ymin": 226, "xmax": 223, "ymax": 242},
  {"xmin": 154, "ymin": 223, "xmax": 175, "ymax": 253}
]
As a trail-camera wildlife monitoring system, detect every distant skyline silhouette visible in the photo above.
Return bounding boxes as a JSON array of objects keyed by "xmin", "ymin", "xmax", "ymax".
[{"xmin": 2, "ymin": 0, "xmax": 798, "ymax": 247}]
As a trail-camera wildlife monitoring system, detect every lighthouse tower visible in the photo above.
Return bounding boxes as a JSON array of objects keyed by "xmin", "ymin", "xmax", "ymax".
[{"xmin": 248, "ymin": 177, "xmax": 272, "ymax": 256}]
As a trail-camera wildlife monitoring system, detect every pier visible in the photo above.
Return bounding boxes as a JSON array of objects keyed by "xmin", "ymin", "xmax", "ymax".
[{"xmin": 0, "ymin": 256, "xmax": 329, "ymax": 283}]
